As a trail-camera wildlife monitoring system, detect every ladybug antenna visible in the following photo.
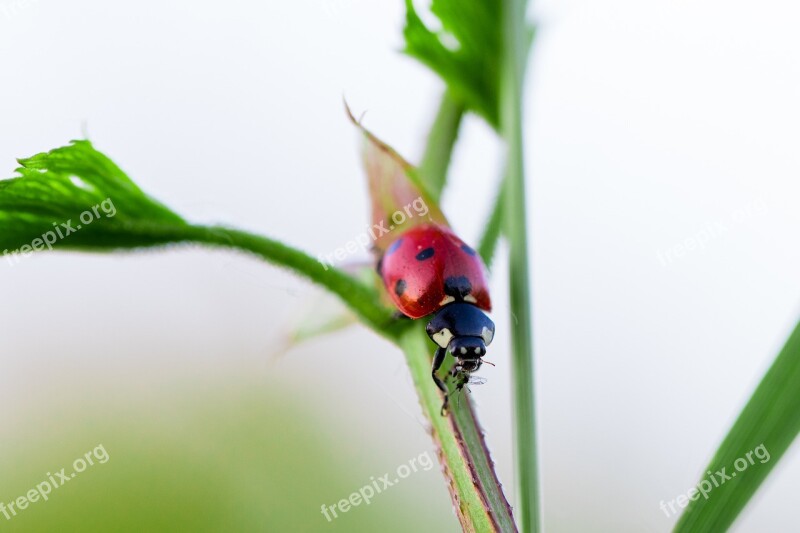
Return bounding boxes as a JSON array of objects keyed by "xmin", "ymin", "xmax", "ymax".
[{"xmin": 482, "ymin": 360, "xmax": 496, "ymax": 367}]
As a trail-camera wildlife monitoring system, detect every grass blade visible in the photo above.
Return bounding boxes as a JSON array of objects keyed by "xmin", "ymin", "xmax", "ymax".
[{"xmin": 674, "ymin": 320, "xmax": 800, "ymax": 532}]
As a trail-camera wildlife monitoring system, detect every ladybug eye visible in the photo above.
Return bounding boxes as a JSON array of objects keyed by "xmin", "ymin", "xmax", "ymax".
[
  {"xmin": 481, "ymin": 326, "xmax": 494, "ymax": 346},
  {"xmin": 430, "ymin": 328, "xmax": 454, "ymax": 349}
]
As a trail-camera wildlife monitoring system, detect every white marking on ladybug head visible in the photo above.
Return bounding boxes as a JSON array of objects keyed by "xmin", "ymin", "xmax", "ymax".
[
  {"xmin": 475, "ymin": 347, "xmax": 481, "ymax": 355},
  {"xmin": 481, "ymin": 326, "xmax": 494, "ymax": 346},
  {"xmin": 460, "ymin": 347, "xmax": 467, "ymax": 354},
  {"xmin": 439, "ymin": 295, "xmax": 456, "ymax": 306},
  {"xmin": 432, "ymin": 328, "xmax": 454, "ymax": 349},
  {"xmin": 464, "ymin": 295, "xmax": 478, "ymax": 304}
]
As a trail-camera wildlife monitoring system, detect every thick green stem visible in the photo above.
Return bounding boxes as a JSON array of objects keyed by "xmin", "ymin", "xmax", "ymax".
[
  {"xmin": 399, "ymin": 325, "xmax": 517, "ymax": 532},
  {"xmin": 501, "ymin": 0, "xmax": 540, "ymax": 531}
]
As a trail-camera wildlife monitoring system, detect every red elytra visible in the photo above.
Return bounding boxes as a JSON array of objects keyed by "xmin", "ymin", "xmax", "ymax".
[{"xmin": 378, "ymin": 224, "xmax": 492, "ymax": 319}]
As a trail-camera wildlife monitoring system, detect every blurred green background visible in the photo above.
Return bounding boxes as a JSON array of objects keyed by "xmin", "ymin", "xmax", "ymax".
[{"xmin": 0, "ymin": 370, "xmax": 456, "ymax": 532}]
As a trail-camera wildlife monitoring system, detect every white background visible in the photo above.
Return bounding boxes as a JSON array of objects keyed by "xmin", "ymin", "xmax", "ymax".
[{"xmin": 1, "ymin": 0, "xmax": 799, "ymax": 531}]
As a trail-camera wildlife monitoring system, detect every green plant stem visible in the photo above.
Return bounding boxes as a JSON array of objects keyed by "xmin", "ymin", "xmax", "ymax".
[
  {"xmin": 191, "ymin": 222, "xmax": 519, "ymax": 531},
  {"xmin": 501, "ymin": 0, "xmax": 540, "ymax": 531},
  {"xmin": 419, "ymin": 88, "xmax": 506, "ymax": 272},
  {"xmin": 478, "ymin": 175, "xmax": 506, "ymax": 270},
  {"xmin": 415, "ymin": 88, "xmax": 520, "ymax": 531},
  {"xmin": 419, "ymin": 89, "xmax": 506, "ymax": 271},
  {"xmin": 674, "ymin": 320, "xmax": 800, "ymax": 532},
  {"xmin": 419, "ymin": 90, "xmax": 465, "ymax": 201},
  {"xmin": 398, "ymin": 326, "xmax": 517, "ymax": 532},
  {"xmin": 184, "ymin": 225, "xmax": 402, "ymax": 337}
]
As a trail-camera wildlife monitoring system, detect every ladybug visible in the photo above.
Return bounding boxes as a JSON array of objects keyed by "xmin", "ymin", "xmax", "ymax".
[{"xmin": 378, "ymin": 224, "xmax": 495, "ymax": 413}]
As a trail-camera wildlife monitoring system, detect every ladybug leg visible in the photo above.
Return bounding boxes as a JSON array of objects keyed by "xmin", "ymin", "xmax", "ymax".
[{"xmin": 431, "ymin": 347, "xmax": 449, "ymax": 415}]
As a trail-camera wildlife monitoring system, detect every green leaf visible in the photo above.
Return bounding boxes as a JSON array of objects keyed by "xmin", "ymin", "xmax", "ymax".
[
  {"xmin": 403, "ymin": 0, "xmax": 502, "ymax": 127},
  {"xmin": 345, "ymin": 102, "xmax": 450, "ymax": 250},
  {"xmin": 674, "ymin": 320, "xmax": 800, "ymax": 532},
  {"xmin": 403, "ymin": 0, "xmax": 533, "ymax": 130},
  {"xmin": 0, "ymin": 141, "xmax": 399, "ymax": 334},
  {"xmin": 0, "ymin": 140, "xmax": 187, "ymax": 252}
]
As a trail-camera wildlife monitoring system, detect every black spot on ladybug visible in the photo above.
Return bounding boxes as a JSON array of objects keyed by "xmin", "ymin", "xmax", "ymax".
[
  {"xmin": 461, "ymin": 244, "xmax": 477, "ymax": 256},
  {"xmin": 395, "ymin": 279, "xmax": 407, "ymax": 296},
  {"xmin": 444, "ymin": 276, "xmax": 472, "ymax": 300},
  {"xmin": 416, "ymin": 247, "xmax": 435, "ymax": 261},
  {"xmin": 386, "ymin": 238, "xmax": 403, "ymax": 255}
]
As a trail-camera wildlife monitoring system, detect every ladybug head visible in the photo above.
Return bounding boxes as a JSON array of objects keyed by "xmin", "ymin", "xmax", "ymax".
[{"xmin": 426, "ymin": 302, "xmax": 495, "ymax": 369}]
